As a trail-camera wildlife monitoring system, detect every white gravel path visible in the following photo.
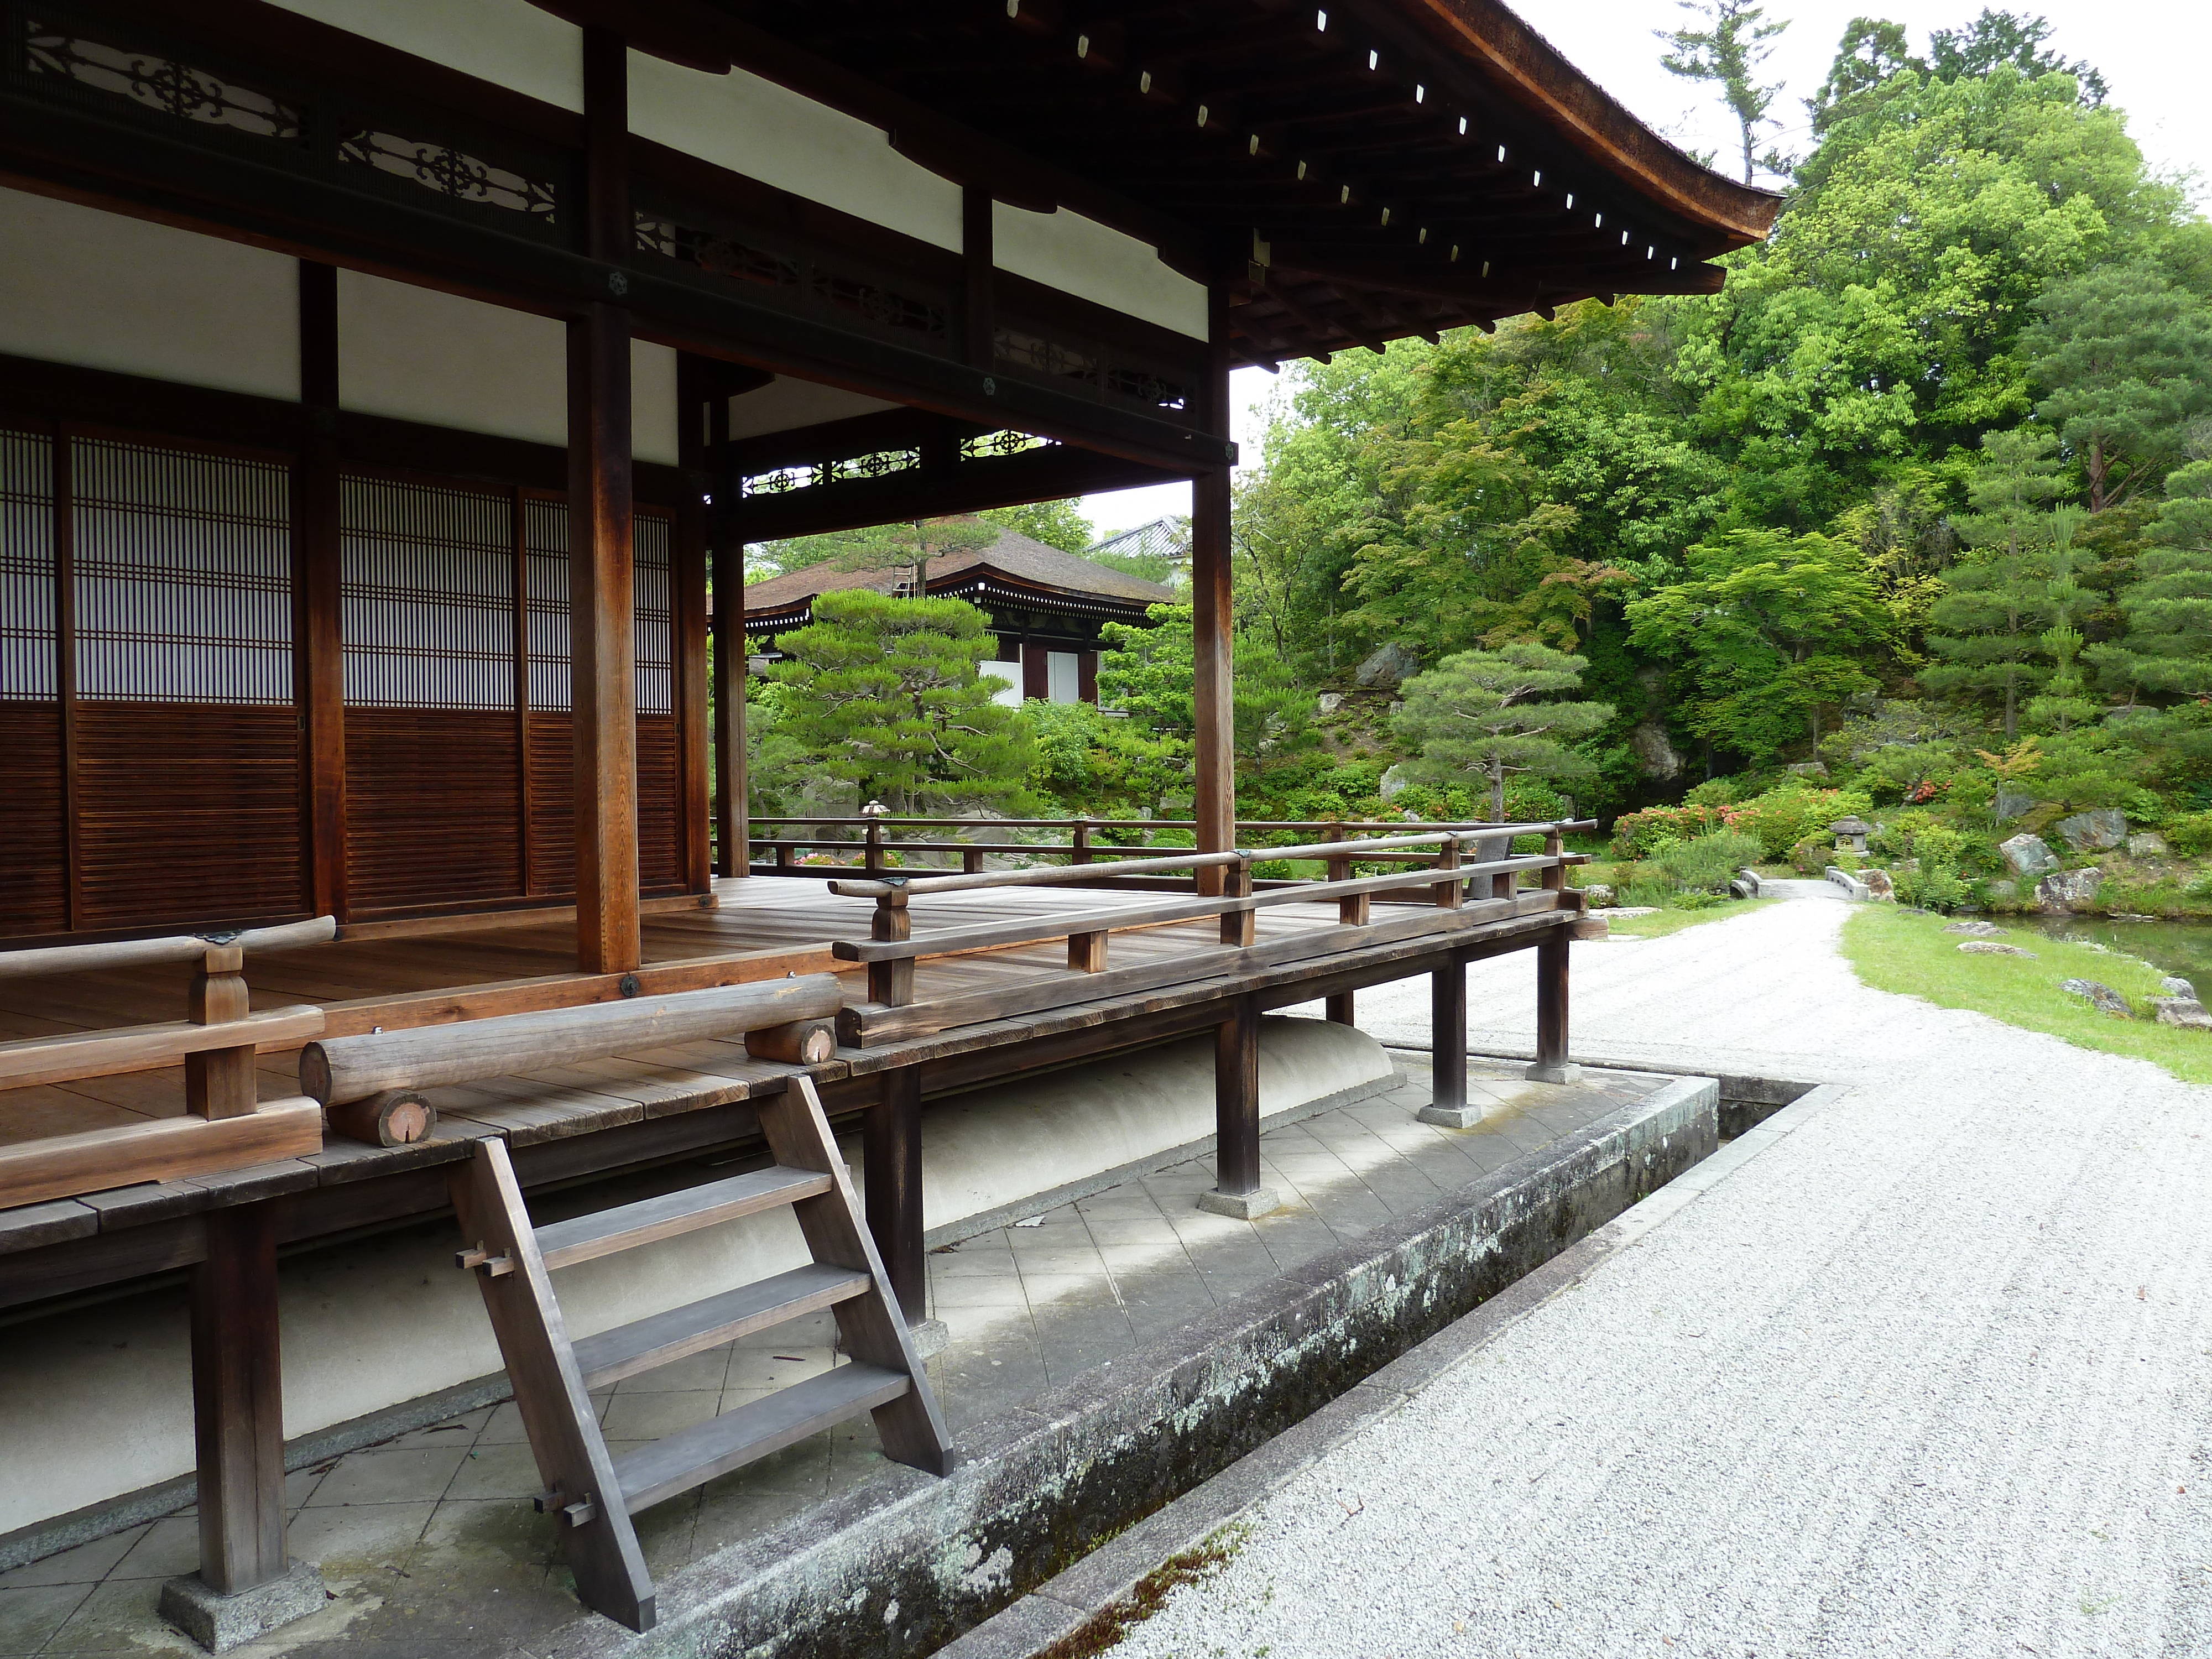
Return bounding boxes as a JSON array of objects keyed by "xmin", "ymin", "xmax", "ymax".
[{"xmin": 1127, "ymin": 886, "xmax": 2212, "ymax": 1658}]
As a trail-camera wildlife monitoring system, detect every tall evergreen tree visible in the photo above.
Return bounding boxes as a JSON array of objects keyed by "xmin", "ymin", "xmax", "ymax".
[
  {"xmin": 1656, "ymin": 0, "xmax": 1789, "ymax": 184},
  {"xmin": 2022, "ymin": 506, "xmax": 2102, "ymax": 731},
  {"xmin": 1921, "ymin": 429, "xmax": 2067, "ymax": 737},
  {"xmin": 1393, "ymin": 645, "xmax": 1615, "ymax": 821},
  {"xmin": 2090, "ymin": 457, "xmax": 2212, "ymax": 697}
]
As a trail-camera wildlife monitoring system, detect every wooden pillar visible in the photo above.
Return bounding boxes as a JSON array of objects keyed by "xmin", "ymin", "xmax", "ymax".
[
  {"xmin": 1526, "ymin": 926, "xmax": 1579, "ymax": 1084},
  {"xmin": 1198, "ymin": 993, "xmax": 1276, "ymax": 1218},
  {"xmin": 295, "ymin": 260, "xmax": 346, "ymax": 920},
  {"xmin": 674, "ymin": 356, "xmax": 712, "ymax": 894},
  {"xmin": 1418, "ymin": 952, "xmax": 1480, "ymax": 1128},
  {"xmin": 191, "ymin": 1202, "xmax": 288, "ymax": 1593},
  {"xmin": 54, "ymin": 425, "xmax": 81, "ymax": 931},
  {"xmin": 1324, "ymin": 991, "xmax": 1355, "ymax": 1026},
  {"xmin": 866, "ymin": 1067, "xmax": 926, "ymax": 1324},
  {"xmin": 570, "ymin": 26, "xmax": 640, "ymax": 973},
  {"xmin": 1192, "ymin": 285, "xmax": 1234, "ymax": 896},
  {"xmin": 962, "ymin": 186, "xmax": 994, "ymax": 368}
]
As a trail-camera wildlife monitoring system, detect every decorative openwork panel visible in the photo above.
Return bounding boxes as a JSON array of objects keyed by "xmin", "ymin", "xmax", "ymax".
[
  {"xmin": 993, "ymin": 319, "xmax": 1194, "ymax": 419},
  {"xmin": 17, "ymin": 4, "xmax": 304, "ymax": 145},
  {"xmin": 69, "ymin": 437, "xmax": 292, "ymax": 702},
  {"xmin": 741, "ymin": 446, "xmax": 921, "ymax": 498},
  {"xmin": 340, "ymin": 476, "xmax": 515, "ymax": 708},
  {"xmin": 636, "ymin": 191, "xmax": 953, "ymax": 353},
  {"xmin": 336, "ymin": 120, "xmax": 560, "ymax": 232},
  {"xmin": 959, "ymin": 430, "xmax": 1059, "ymax": 462},
  {"xmin": 0, "ymin": 426, "xmax": 62, "ymax": 936}
]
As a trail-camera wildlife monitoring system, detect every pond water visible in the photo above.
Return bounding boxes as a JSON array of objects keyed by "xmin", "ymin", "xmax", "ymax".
[{"xmin": 2022, "ymin": 914, "xmax": 2212, "ymax": 992}]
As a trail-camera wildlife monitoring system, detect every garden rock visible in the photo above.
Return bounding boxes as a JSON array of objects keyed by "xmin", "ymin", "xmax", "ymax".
[
  {"xmin": 2127, "ymin": 832, "xmax": 2169, "ymax": 858},
  {"xmin": 2060, "ymin": 978, "xmax": 2133, "ymax": 1016},
  {"xmin": 1944, "ymin": 920, "xmax": 2002, "ymax": 936},
  {"xmin": 1993, "ymin": 790, "xmax": 2036, "ymax": 823},
  {"xmin": 1985, "ymin": 879, "xmax": 2018, "ymax": 904},
  {"xmin": 1785, "ymin": 761, "xmax": 1829, "ymax": 779},
  {"xmin": 1315, "ymin": 692, "xmax": 1343, "ymax": 714},
  {"xmin": 2151, "ymin": 997, "xmax": 2212, "ymax": 1030},
  {"xmin": 1580, "ymin": 884, "xmax": 1616, "ymax": 908},
  {"xmin": 2055, "ymin": 808, "xmax": 2127, "ymax": 852},
  {"xmin": 1999, "ymin": 833, "xmax": 2058, "ymax": 877},
  {"xmin": 1378, "ymin": 764, "xmax": 1410, "ymax": 801},
  {"xmin": 1860, "ymin": 868, "xmax": 1895, "ymax": 900},
  {"xmin": 2161, "ymin": 975, "xmax": 2198, "ymax": 999},
  {"xmin": 1958, "ymin": 941, "xmax": 2036, "ymax": 956},
  {"xmin": 1628, "ymin": 720, "xmax": 1683, "ymax": 781},
  {"xmin": 1354, "ymin": 642, "xmax": 1420, "ymax": 689},
  {"xmin": 2034, "ymin": 868, "xmax": 2104, "ymax": 914}
]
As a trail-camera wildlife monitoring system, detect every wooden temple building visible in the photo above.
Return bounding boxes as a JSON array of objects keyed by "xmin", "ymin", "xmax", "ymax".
[{"xmin": 0, "ymin": 0, "xmax": 1777, "ymax": 1644}]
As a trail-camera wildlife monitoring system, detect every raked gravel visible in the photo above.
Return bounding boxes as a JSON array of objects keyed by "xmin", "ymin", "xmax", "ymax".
[{"xmin": 1129, "ymin": 886, "xmax": 2212, "ymax": 1657}]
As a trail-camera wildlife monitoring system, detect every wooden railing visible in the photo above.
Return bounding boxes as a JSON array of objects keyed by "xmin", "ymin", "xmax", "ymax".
[
  {"xmin": 0, "ymin": 917, "xmax": 338, "ymax": 1208},
  {"xmin": 743, "ymin": 813, "xmax": 1543, "ymax": 880},
  {"xmin": 822, "ymin": 824, "xmax": 1594, "ymax": 1045}
]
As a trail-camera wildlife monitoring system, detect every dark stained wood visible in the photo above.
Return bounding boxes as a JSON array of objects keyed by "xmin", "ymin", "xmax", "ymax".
[
  {"xmin": 1191, "ymin": 289, "xmax": 1234, "ymax": 897},
  {"xmin": 191, "ymin": 1199, "xmax": 288, "ymax": 1594},
  {"xmin": 296, "ymin": 260, "xmax": 346, "ymax": 922},
  {"xmin": 963, "ymin": 186, "xmax": 995, "ymax": 367},
  {"xmin": 1212, "ymin": 993, "xmax": 1261, "ymax": 1198},
  {"xmin": 1534, "ymin": 924, "xmax": 1569, "ymax": 1073},
  {"xmin": 865, "ymin": 1066, "xmax": 925, "ymax": 1323},
  {"xmin": 53, "ymin": 429, "xmax": 80, "ymax": 932},
  {"xmin": 1324, "ymin": 992, "xmax": 1355, "ymax": 1026},
  {"xmin": 674, "ymin": 364, "xmax": 713, "ymax": 895},
  {"xmin": 711, "ymin": 533, "xmax": 745, "ymax": 880},
  {"xmin": 1431, "ymin": 954, "xmax": 1467, "ymax": 1116}
]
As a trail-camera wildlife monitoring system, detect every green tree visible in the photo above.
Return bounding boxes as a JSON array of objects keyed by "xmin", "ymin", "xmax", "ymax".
[
  {"xmin": 1626, "ymin": 529, "xmax": 1887, "ymax": 760},
  {"xmin": 2091, "ymin": 457, "xmax": 2212, "ymax": 697},
  {"xmin": 2023, "ymin": 263, "xmax": 2212, "ymax": 511},
  {"xmin": 1921, "ymin": 427, "xmax": 2068, "ymax": 737},
  {"xmin": 1657, "ymin": 0, "xmax": 1790, "ymax": 184},
  {"xmin": 1097, "ymin": 604, "xmax": 1318, "ymax": 776},
  {"xmin": 2022, "ymin": 505, "xmax": 2101, "ymax": 731},
  {"xmin": 766, "ymin": 589, "xmax": 1032, "ymax": 812},
  {"xmin": 980, "ymin": 499, "xmax": 1094, "ymax": 554},
  {"xmin": 1393, "ymin": 644, "xmax": 1615, "ymax": 820},
  {"xmin": 755, "ymin": 515, "xmax": 997, "ymax": 583},
  {"xmin": 1928, "ymin": 9, "xmax": 2107, "ymax": 103}
]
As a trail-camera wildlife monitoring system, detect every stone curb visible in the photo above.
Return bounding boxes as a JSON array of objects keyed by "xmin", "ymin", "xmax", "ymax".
[{"xmin": 938, "ymin": 1077, "xmax": 1855, "ymax": 1658}]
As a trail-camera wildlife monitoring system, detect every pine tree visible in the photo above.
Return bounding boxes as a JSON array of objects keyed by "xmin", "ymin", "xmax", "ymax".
[
  {"xmin": 2022, "ymin": 507, "xmax": 2103, "ymax": 732},
  {"xmin": 1656, "ymin": 0, "xmax": 1789, "ymax": 183},
  {"xmin": 1392, "ymin": 644, "xmax": 1614, "ymax": 821},
  {"xmin": 2089, "ymin": 458, "xmax": 2212, "ymax": 697},
  {"xmin": 765, "ymin": 589, "xmax": 1032, "ymax": 813},
  {"xmin": 1921, "ymin": 429, "xmax": 2067, "ymax": 738}
]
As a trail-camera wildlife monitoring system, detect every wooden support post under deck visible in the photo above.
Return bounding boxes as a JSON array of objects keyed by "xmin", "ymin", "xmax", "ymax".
[
  {"xmin": 295, "ymin": 260, "xmax": 346, "ymax": 920},
  {"xmin": 865, "ymin": 1067, "xmax": 927, "ymax": 1327},
  {"xmin": 568, "ymin": 27, "xmax": 640, "ymax": 973},
  {"xmin": 1191, "ymin": 285, "xmax": 1234, "ymax": 898},
  {"xmin": 1197, "ymin": 994, "xmax": 1277, "ymax": 1219},
  {"xmin": 1418, "ymin": 952, "xmax": 1479, "ymax": 1128},
  {"xmin": 190, "ymin": 1202, "xmax": 288, "ymax": 1593},
  {"xmin": 1526, "ymin": 925, "xmax": 1579, "ymax": 1084}
]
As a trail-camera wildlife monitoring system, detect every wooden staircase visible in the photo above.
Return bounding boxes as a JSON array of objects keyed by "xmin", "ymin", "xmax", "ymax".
[{"xmin": 449, "ymin": 1074, "xmax": 951, "ymax": 1632}]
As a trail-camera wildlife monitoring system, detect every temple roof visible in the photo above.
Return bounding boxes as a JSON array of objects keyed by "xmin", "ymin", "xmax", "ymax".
[{"xmin": 742, "ymin": 526, "xmax": 1179, "ymax": 628}]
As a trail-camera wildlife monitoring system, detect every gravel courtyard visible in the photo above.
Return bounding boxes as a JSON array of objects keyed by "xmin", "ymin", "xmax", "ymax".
[{"xmin": 1137, "ymin": 886, "xmax": 2212, "ymax": 1657}]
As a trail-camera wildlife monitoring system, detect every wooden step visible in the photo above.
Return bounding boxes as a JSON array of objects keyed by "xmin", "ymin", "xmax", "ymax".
[
  {"xmin": 609, "ymin": 1363, "xmax": 912, "ymax": 1513},
  {"xmin": 572, "ymin": 1264, "xmax": 873, "ymax": 1389},
  {"xmin": 535, "ymin": 1166, "xmax": 834, "ymax": 1270}
]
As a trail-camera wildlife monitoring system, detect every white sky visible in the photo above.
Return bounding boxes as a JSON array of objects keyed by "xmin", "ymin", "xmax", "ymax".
[{"xmin": 1079, "ymin": 0, "xmax": 2211, "ymax": 540}]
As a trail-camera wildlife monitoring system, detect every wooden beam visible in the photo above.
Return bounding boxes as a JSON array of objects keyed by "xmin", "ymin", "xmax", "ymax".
[
  {"xmin": 864, "ymin": 1066, "xmax": 925, "ymax": 1324},
  {"xmin": 1431, "ymin": 954, "xmax": 1467, "ymax": 1115},
  {"xmin": 1191, "ymin": 286, "xmax": 1234, "ymax": 897},
  {"xmin": 963, "ymin": 186, "xmax": 995, "ymax": 368},
  {"xmin": 674, "ymin": 358, "xmax": 713, "ymax": 894},
  {"xmin": 0, "ymin": 1099, "xmax": 324, "ymax": 1211},
  {"xmin": 54, "ymin": 427, "xmax": 80, "ymax": 931},
  {"xmin": 296, "ymin": 260, "xmax": 347, "ymax": 922},
  {"xmin": 0, "ymin": 1006, "xmax": 324, "ymax": 1092},
  {"xmin": 191, "ymin": 1200, "xmax": 289, "ymax": 1594},
  {"xmin": 1212, "ymin": 993, "xmax": 1261, "ymax": 1198}
]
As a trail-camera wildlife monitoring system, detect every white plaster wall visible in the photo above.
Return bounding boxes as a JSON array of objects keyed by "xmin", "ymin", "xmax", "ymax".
[
  {"xmin": 993, "ymin": 204, "xmax": 1209, "ymax": 341},
  {"xmin": 0, "ymin": 187, "xmax": 298, "ymax": 399},
  {"xmin": 338, "ymin": 271, "xmax": 679, "ymax": 463},
  {"xmin": 0, "ymin": 1019, "xmax": 1387, "ymax": 1533},
  {"xmin": 628, "ymin": 52, "xmax": 963, "ymax": 253},
  {"xmin": 726, "ymin": 375, "xmax": 901, "ymax": 441},
  {"xmin": 260, "ymin": 0, "xmax": 583, "ymax": 111}
]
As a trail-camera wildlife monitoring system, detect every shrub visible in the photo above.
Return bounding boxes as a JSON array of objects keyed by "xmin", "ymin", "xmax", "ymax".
[
  {"xmin": 2165, "ymin": 812, "xmax": 2212, "ymax": 858},
  {"xmin": 1609, "ymin": 803, "xmax": 1728, "ymax": 859},
  {"xmin": 1651, "ymin": 831, "xmax": 1764, "ymax": 894},
  {"xmin": 1726, "ymin": 786, "xmax": 1874, "ymax": 861},
  {"xmin": 1790, "ymin": 834, "xmax": 1831, "ymax": 875},
  {"xmin": 1893, "ymin": 861, "xmax": 1969, "ymax": 912},
  {"xmin": 1682, "ymin": 778, "xmax": 1743, "ymax": 806}
]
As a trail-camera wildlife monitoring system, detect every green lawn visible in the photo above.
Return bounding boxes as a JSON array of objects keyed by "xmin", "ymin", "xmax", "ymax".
[
  {"xmin": 1841, "ymin": 905, "xmax": 2212, "ymax": 1084},
  {"xmin": 1603, "ymin": 896, "xmax": 1778, "ymax": 939}
]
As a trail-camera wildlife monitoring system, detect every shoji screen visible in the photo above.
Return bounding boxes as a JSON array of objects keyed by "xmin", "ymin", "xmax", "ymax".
[
  {"xmin": 340, "ymin": 476, "xmax": 524, "ymax": 911},
  {"xmin": 67, "ymin": 436, "xmax": 302, "ymax": 929},
  {"xmin": 0, "ymin": 428, "xmax": 63, "ymax": 936}
]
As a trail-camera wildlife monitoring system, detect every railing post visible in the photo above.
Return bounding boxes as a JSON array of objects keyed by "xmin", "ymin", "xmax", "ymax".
[
  {"xmin": 1218, "ymin": 853, "xmax": 1255, "ymax": 947},
  {"xmin": 1432, "ymin": 835, "xmax": 1463, "ymax": 910},
  {"xmin": 1197, "ymin": 992, "xmax": 1277, "ymax": 1219},
  {"xmin": 861, "ymin": 800, "xmax": 888, "ymax": 873},
  {"xmin": 1488, "ymin": 825, "xmax": 1515, "ymax": 901},
  {"xmin": 1417, "ymin": 948, "xmax": 1479, "ymax": 1128},
  {"xmin": 868, "ymin": 884, "xmax": 912, "ymax": 1008},
  {"xmin": 775, "ymin": 838, "xmax": 794, "ymax": 872},
  {"xmin": 1525, "ymin": 925, "xmax": 1579, "ymax": 1084},
  {"xmin": 1067, "ymin": 928, "xmax": 1109, "ymax": 973},
  {"xmin": 1542, "ymin": 826, "xmax": 1565, "ymax": 894},
  {"xmin": 1326, "ymin": 828, "xmax": 1361, "ymax": 1023},
  {"xmin": 186, "ymin": 945, "xmax": 256, "ymax": 1120},
  {"xmin": 1071, "ymin": 815, "xmax": 1092, "ymax": 866},
  {"xmin": 961, "ymin": 847, "xmax": 984, "ymax": 875}
]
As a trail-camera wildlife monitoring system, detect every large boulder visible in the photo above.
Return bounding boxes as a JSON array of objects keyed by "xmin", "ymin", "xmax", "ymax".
[
  {"xmin": 1993, "ymin": 790, "xmax": 2037, "ymax": 823},
  {"xmin": 2055, "ymin": 808, "xmax": 2127, "ymax": 852},
  {"xmin": 1580, "ymin": 883, "xmax": 1616, "ymax": 909},
  {"xmin": 1628, "ymin": 720, "xmax": 1684, "ymax": 781},
  {"xmin": 1944, "ymin": 919, "xmax": 2002, "ymax": 936},
  {"xmin": 1378, "ymin": 763, "xmax": 1411, "ymax": 801},
  {"xmin": 2162, "ymin": 975, "xmax": 2199, "ymax": 999},
  {"xmin": 2061, "ymin": 978, "xmax": 2133, "ymax": 1016},
  {"xmin": 2151, "ymin": 997, "xmax": 2212, "ymax": 1030},
  {"xmin": 2127, "ymin": 831, "xmax": 2169, "ymax": 858},
  {"xmin": 1959, "ymin": 941, "xmax": 2036, "ymax": 957},
  {"xmin": 1354, "ymin": 642, "xmax": 1420, "ymax": 688},
  {"xmin": 2034, "ymin": 868, "xmax": 2104, "ymax": 914},
  {"xmin": 1315, "ymin": 691, "xmax": 1344, "ymax": 714},
  {"xmin": 1999, "ymin": 833, "xmax": 2058, "ymax": 877},
  {"xmin": 1984, "ymin": 878, "xmax": 2019, "ymax": 905},
  {"xmin": 1785, "ymin": 761, "xmax": 1829, "ymax": 779},
  {"xmin": 1860, "ymin": 868, "xmax": 1895, "ymax": 900}
]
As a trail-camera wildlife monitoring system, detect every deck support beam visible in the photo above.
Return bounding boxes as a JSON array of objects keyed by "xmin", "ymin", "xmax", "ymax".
[
  {"xmin": 1417, "ymin": 952, "xmax": 1479, "ymax": 1128},
  {"xmin": 1191, "ymin": 286, "xmax": 1234, "ymax": 898},
  {"xmin": 865, "ymin": 1067, "xmax": 942, "ymax": 1349},
  {"xmin": 1525, "ymin": 925, "xmax": 1578, "ymax": 1084},
  {"xmin": 1199, "ymin": 993, "xmax": 1278, "ymax": 1219}
]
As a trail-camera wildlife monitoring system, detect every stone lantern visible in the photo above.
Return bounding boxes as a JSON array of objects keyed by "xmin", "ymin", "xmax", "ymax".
[{"xmin": 1830, "ymin": 815, "xmax": 1873, "ymax": 854}]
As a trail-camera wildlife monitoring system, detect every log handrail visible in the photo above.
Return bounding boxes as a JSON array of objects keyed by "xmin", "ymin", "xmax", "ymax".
[
  {"xmin": 0, "ymin": 1006, "xmax": 326, "ymax": 1092},
  {"xmin": 0, "ymin": 915, "xmax": 337, "ymax": 980}
]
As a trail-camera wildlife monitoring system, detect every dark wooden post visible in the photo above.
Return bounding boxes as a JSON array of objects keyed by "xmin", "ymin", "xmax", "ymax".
[
  {"xmin": 1325, "ymin": 825, "xmax": 1357, "ymax": 1024},
  {"xmin": 868, "ymin": 885, "xmax": 913, "ymax": 1008},
  {"xmin": 1198, "ymin": 993, "xmax": 1276, "ymax": 1218},
  {"xmin": 712, "ymin": 539, "xmax": 746, "ymax": 879},
  {"xmin": 674, "ymin": 355, "xmax": 712, "ymax": 895},
  {"xmin": 1433, "ymin": 834, "xmax": 1463, "ymax": 909},
  {"xmin": 862, "ymin": 801, "xmax": 888, "ymax": 873},
  {"xmin": 866, "ymin": 1067, "xmax": 930, "ymax": 1334},
  {"xmin": 1218, "ymin": 852, "xmax": 1255, "ymax": 947},
  {"xmin": 1526, "ymin": 926, "xmax": 1579, "ymax": 1084},
  {"xmin": 1071, "ymin": 815, "xmax": 1093, "ymax": 866},
  {"xmin": 570, "ymin": 27, "xmax": 640, "ymax": 974},
  {"xmin": 1192, "ymin": 285, "xmax": 1234, "ymax": 897},
  {"xmin": 295, "ymin": 261, "xmax": 346, "ymax": 921},
  {"xmin": 1417, "ymin": 950, "xmax": 1478, "ymax": 1128},
  {"xmin": 191, "ymin": 1202, "xmax": 288, "ymax": 1592},
  {"xmin": 963, "ymin": 186, "xmax": 994, "ymax": 368}
]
